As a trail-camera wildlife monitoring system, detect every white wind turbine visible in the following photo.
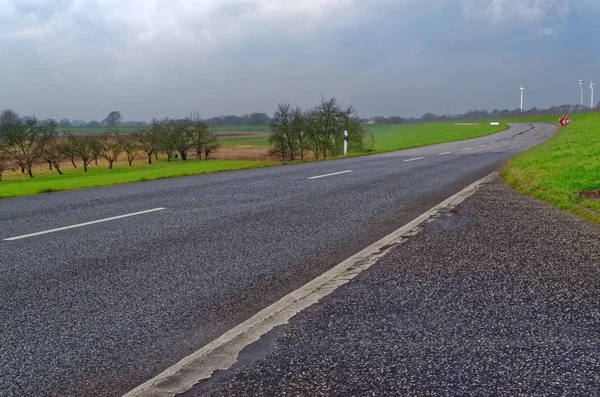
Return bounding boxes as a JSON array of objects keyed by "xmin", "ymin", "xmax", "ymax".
[
  {"xmin": 591, "ymin": 78, "xmax": 596, "ymax": 109},
  {"xmin": 520, "ymin": 85, "xmax": 525, "ymax": 112},
  {"xmin": 579, "ymin": 74, "xmax": 586, "ymax": 107}
]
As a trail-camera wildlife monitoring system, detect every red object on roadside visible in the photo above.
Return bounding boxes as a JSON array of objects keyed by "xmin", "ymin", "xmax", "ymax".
[
  {"xmin": 559, "ymin": 117, "xmax": 566, "ymax": 126},
  {"xmin": 534, "ymin": 114, "xmax": 539, "ymax": 118},
  {"xmin": 553, "ymin": 113, "xmax": 557, "ymax": 118}
]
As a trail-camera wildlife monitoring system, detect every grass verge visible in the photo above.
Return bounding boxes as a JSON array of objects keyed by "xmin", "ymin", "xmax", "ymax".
[
  {"xmin": 0, "ymin": 160, "xmax": 271, "ymax": 199},
  {"xmin": 364, "ymin": 122, "xmax": 508, "ymax": 152},
  {"xmin": 501, "ymin": 112, "xmax": 600, "ymax": 224}
]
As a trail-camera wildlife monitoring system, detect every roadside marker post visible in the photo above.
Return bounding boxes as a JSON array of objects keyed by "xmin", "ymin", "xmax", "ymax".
[
  {"xmin": 559, "ymin": 115, "xmax": 571, "ymax": 133},
  {"xmin": 344, "ymin": 130, "xmax": 348, "ymax": 155}
]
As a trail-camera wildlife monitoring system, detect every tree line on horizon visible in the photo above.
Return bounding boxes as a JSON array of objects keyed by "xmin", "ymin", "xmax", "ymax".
[
  {"xmin": 54, "ymin": 112, "xmax": 272, "ymax": 128},
  {"xmin": 19, "ymin": 101, "xmax": 600, "ymax": 130},
  {"xmin": 370, "ymin": 103, "xmax": 600, "ymax": 124},
  {"xmin": 0, "ymin": 110, "xmax": 219, "ymax": 180}
]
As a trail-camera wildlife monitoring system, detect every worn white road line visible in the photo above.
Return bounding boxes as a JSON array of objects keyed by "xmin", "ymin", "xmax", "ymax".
[
  {"xmin": 123, "ymin": 173, "xmax": 498, "ymax": 397},
  {"xmin": 3, "ymin": 208, "xmax": 166, "ymax": 241},
  {"xmin": 308, "ymin": 170, "xmax": 353, "ymax": 180},
  {"xmin": 437, "ymin": 151, "xmax": 453, "ymax": 156},
  {"xmin": 403, "ymin": 157, "xmax": 424, "ymax": 162},
  {"xmin": 477, "ymin": 144, "xmax": 486, "ymax": 147},
  {"xmin": 460, "ymin": 147, "xmax": 471, "ymax": 151}
]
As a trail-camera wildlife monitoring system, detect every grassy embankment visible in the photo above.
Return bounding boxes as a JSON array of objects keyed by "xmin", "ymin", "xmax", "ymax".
[
  {"xmin": 364, "ymin": 122, "xmax": 507, "ymax": 152},
  {"xmin": 2, "ymin": 121, "xmax": 508, "ymax": 198},
  {"xmin": 501, "ymin": 112, "xmax": 600, "ymax": 223},
  {"xmin": 0, "ymin": 160, "xmax": 271, "ymax": 199}
]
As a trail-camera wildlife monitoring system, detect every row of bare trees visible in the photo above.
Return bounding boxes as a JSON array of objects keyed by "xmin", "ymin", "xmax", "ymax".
[
  {"xmin": 269, "ymin": 98, "xmax": 365, "ymax": 162},
  {"xmin": 0, "ymin": 110, "xmax": 219, "ymax": 180}
]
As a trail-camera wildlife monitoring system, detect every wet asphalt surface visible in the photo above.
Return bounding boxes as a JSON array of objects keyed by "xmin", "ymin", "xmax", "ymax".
[
  {"xmin": 187, "ymin": 178, "xmax": 600, "ymax": 396},
  {"xmin": 0, "ymin": 124, "xmax": 557, "ymax": 396}
]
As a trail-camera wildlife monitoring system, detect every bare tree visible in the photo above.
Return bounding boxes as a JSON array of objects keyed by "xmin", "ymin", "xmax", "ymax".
[
  {"xmin": 122, "ymin": 139, "xmax": 139, "ymax": 166},
  {"xmin": 0, "ymin": 110, "xmax": 41, "ymax": 177},
  {"xmin": 202, "ymin": 127, "xmax": 220, "ymax": 160},
  {"xmin": 63, "ymin": 132, "xmax": 78, "ymax": 168},
  {"xmin": 172, "ymin": 119, "xmax": 194, "ymax": 161},
  {"xmin": 103, "ymin": 111, "xmax": 123, "ymax": 128},
  {"xmin": 303, "ymin": 110, "xmax": 323, "ymax": 159},
  {"xmin": 38, "ymin": 121, "xmax": 64, "ymax": 173},
  {"xmin": 191, "ymin": 121, "xmax": 209, "ymax": 159},
  {"xmin": 269, "ymin": 99, "xmax": 364, "ymax": 160},
  {"xmin": 66, "ymin": 133, "xmax": 97, "ymax": 172},
  {"xmin": 152, "ymin": 118, "xmax": 177, "ymax": 162},
  {"xmin": 269, "ymin": 103, "xmax": 293, "ymax": 162},
  {"xmin": 190, "ymin": 121, "xmax": 220, "ymax": 159},
  {"xmin": 40, "ymin": 140, "xmax": 68, "ymax": 175},
  {"xmin": 0, "ymin": 145, "xmax": 8, "ymax": 181},
  {"xmin": 291, "ymin": 107, "xmax": 307, "ymax": 160},
  {"xmin": 98, "ymin": 131, "xmax": 123, "ymax": 169},
  {"xmin": 136, "ymin": 128, "xmax": 160, "ymax": 164},
  {"xmin": 313, "ymin": 97, "xmax": 340, "ymax": 158}
]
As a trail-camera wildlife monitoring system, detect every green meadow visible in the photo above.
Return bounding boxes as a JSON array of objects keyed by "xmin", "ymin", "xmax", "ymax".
[
  {"xmin": 501, "ymin": 112, "xmax": 600, "ymax": 223},
  {"xmin": 364, "ymin": 122, "xmax": 508, "ymax": 152},
  {"xmin": 0, "ymin": 160, "xmax": 271, "ymax": 199}
]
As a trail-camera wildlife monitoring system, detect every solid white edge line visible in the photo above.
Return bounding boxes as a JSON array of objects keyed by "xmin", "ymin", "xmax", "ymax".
[
  {"xmin": 308, "ymin": 170, "xmax": 353, "ymax": 180},
  {"xmin": 3, "ymin": 208, "xmax": 167, "ymax": 241},
  {"xmin": 122, "ymin": 172, "xmax": 499, "ymax": 397},
  {"xmin": 403, "ymin": 157, "xmax": 425, "ymax": 162},
  {"xmin": 437, "ymin": 151, "xmax": 453, "ymax": 155}
]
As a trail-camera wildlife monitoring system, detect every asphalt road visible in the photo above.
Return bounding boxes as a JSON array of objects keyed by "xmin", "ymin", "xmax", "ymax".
[
  {"xmin": 0, "ymin": 123, "xmax": 555, "ymax": 396},
  {"xmin": 188, "ymin": 178, "xmax": 600, "ymax": 396}
]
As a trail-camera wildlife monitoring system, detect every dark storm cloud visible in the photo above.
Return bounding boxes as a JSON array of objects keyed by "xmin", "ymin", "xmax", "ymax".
[{"xmin": 0, "ymin": 0, "xmax": 597, "ymax": 120}]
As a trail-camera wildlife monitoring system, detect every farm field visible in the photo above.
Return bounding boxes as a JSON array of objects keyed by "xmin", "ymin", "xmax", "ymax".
[
  {"xmin": 218, "ymin": 134, "xmax": 270, "ymax": 147},
  {"xmin": 0, "ymin": 159, "xmax": 271, "ymax": 199},
  {"xmin": 364, "ymin": 122, "xmax": 508, "ymax": 152},
  {"xmin": 57, "ymin": 124, "xmax": 270, "ymax": 136},
  {"xmin": 502, "ymin": 112, "xmax": 600, "ymax": 223},
  {"xmin": 57, "ymin": 125, "xmax": 271, "ymax": 148}
]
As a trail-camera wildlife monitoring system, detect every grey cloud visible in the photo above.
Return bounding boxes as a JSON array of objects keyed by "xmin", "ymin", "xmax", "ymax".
[{"xmin": 0, "ymin": 0, "xmax": 597, "ymax": 120}]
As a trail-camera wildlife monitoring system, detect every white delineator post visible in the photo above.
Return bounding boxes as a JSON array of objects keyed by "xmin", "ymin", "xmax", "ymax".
[{"xmin": 344, "ymin": 130, "xmax": 348, "ymax": 155}]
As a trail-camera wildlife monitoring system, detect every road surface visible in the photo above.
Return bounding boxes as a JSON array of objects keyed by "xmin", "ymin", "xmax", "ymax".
[
  {"xmin": 0, "ymin": 123, "xmax": 555, "ymax": 396},
  {"xmin": 187, "ymin": 177, "xmax": 600, "ymax": 396}
]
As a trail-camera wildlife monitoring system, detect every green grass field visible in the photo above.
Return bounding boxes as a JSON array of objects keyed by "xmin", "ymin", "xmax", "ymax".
[
  {"xmin": 211, "ymin": 125, "xmax": 270, "ymax": 133},
  {"xmin": 364, "ymin": 122, "xmax": 508, "ymax": 152},
  {"xmin": 0, "ymin": 160, "xmax": 271, "ymax": 199},
  {"xmin": 218, "ymin": 122, "xmax": 509, "ymax": 150},
  {"xmin": 218, "ymin": 135, "xmax": 270, "ymax": 147},
  {"xmin": 501, "ymin": 112, "xmax": 600, "ymax": 223}
]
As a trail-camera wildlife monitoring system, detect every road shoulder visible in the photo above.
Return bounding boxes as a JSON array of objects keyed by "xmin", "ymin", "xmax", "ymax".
[{"xmin": 186, "ymin": 177, "xmax": 600, "ymax": 396}]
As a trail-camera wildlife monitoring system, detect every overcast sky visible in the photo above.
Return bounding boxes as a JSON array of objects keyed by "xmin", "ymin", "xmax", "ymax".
[{"xmin": 0, "ymin": 0, "xmax": 598, "ymax": 121}]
